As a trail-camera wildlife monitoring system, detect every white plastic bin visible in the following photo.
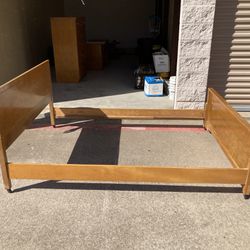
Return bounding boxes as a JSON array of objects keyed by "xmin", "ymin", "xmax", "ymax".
[{"xmin": 144, "ymin": 76, "xmax": 164, "ymax": 96}]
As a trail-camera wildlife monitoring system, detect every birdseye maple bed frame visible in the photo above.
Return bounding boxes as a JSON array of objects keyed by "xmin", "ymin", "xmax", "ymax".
[{"xmin": 0, "ymin": 61, "xmax": 250, "ymax": 198}]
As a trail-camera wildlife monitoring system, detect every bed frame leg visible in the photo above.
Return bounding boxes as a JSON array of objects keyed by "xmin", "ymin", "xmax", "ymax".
[
  {"xmin": 0, "ymin": 136, "xmax": 12, "ymax": 192},
  {"xmin": 242, "ymin": 160, "xmax": 250, "ymax": 199},
  {"xmin": 204, "ymin": 123, "xmax": 211, "ymax": 133},
  {"xmin": 49, "ymin": 100, "xmax": 56, "ymax": 128},
  {"xmin": 203, "ymin": 120, "xmax": 212, "ymax": 134},
  {"xmin": 203, "ymin": 102, "xmax": 211, "ymax": 132}
]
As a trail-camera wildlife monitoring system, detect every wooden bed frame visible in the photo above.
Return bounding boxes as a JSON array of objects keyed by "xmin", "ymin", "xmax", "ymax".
[{"xmin": 0, "ymin": 61, "xmax": 250, "ymax": 198}]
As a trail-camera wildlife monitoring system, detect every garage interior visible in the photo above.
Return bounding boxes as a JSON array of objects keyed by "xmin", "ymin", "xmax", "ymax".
[
  {"xmin": 50, "ymin": 0, "xmax": 181, "ymax": 109},
  {"xmin": 0, "ymin": 0, "xmax": 181, "ymax": 109}
]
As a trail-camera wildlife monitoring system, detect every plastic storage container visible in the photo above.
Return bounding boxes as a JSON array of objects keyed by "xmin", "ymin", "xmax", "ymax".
[
  {"xmin": 144, "ymin": 76, "xmax": 164, "ymax": 96},
  {"xmin": 169, "ymin": 76, "xmax": 176, "ymax": 100}
]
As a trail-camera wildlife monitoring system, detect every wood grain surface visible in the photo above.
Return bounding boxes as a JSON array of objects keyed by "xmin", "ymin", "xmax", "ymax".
[
  {"xmin": 0, "ymin": 60, "xmax": 52, "ymax": 149},
  {"xmin": 54, "ymin": 107, "xmax": 204, "ymax": 120},
  {"xmin": 205, "ymin": 88, "xmax": 250, "ymax": 169},
  {"xmin": 9, "ymin": 163, "xmax": 247, "ymax": 185}
]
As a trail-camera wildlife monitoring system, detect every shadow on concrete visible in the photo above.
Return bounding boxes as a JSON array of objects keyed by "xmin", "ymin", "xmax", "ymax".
[
  {"xmin": 30, "ymin": 115, "xmax": 204, "ymax": 165},
  {"xmin": 13, "ymin": 181, "xmax": 242, "ymax": 194},
  {"xmin": 67, "ymin": 120, "xmax": 122, "ymax": 165}
]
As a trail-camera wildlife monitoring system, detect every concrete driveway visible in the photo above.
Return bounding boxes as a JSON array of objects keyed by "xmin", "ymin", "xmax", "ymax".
[{"xmin": 0, "ymin": 117, "xmax": 249, "ymax": 250}]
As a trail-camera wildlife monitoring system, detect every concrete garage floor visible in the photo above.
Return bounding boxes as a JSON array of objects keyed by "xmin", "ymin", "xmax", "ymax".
[
  {"xmin": 0, "ymin": 116, "xmax": 250, "ymax": 250},
  {"xmin": 52, "ymin": 55, "xmax": 174, "ymax": 109}
]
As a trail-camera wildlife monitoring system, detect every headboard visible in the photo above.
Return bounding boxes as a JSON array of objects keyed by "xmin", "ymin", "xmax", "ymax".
[
  {"xmin": 205, "ymin": 88, "xmax": 250, "ymax": 169},
  {"xmin": 0, "ymin": 60, "xmax": 53, "ymax": 150}
]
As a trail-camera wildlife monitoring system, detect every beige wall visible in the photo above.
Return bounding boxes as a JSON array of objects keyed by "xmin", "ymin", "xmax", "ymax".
[
  {"xmin": 0, "ymin": 0, "xmax": 64, "ymax": 84},
  {"xmin": 64, "ymin": 0, "xmax": 155, "ymax": 48}
]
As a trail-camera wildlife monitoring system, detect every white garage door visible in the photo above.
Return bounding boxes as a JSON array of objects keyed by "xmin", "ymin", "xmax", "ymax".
[
  {"xmin": 208, "ymin": 0, "xmax": 250, "ymax": 111},
  {"xmin": 227, "ymin": 0, "xmax": 250, "ymax": 111}
]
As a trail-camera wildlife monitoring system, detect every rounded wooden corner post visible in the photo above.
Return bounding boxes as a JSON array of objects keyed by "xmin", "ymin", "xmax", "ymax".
[
  {"xmin": 47, "ymin": 60, "xmax": 56, "ymax": 128},
  {"xmin": 204, "ymin": 89, "xmax": 211, "ymax": 132},
  {"xmin": 49, "ymin": 98, "xmax": 56, "ymax": 128},
  {"xmin": 203, "ymin": 103, "xmax": 209, "ymax": 131},
  {"xmin": 0, "ymin": 135, "xmax": 12, "ymax": 192},
  {"xmin": 242, "ymin": 159, "xmax": 250, "ymax": 199}
]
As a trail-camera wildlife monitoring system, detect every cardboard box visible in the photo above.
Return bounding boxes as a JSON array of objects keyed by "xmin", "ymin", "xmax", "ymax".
[
  {"xmin": 144, "ymin": 76, "xmax": 164, "ymax": 96},
  {"xmin": 86, "ymin": 41, "xmax": 107, "ymax": 70},
  {"xmin": 153, "ymin": 48, "xmax": 170, "ymax": 73}
]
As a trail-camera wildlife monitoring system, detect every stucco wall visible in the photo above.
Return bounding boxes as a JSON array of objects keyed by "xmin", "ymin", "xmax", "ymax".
[
  {"xmin": 175, "ymin": 0, "xmax": 216, "ymax": 109},
  {"xmin": 0, "ymin": 0, "xmax": 64, "ymax": 84},
  {"xmin": 64, "ymin": 0, "xmax": 155, "ymax": 48}
]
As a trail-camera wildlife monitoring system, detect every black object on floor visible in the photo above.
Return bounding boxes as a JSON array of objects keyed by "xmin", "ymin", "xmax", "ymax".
[{"xmin": 134, "ymin": 64, "xmax": 155, "ymax": 89}]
